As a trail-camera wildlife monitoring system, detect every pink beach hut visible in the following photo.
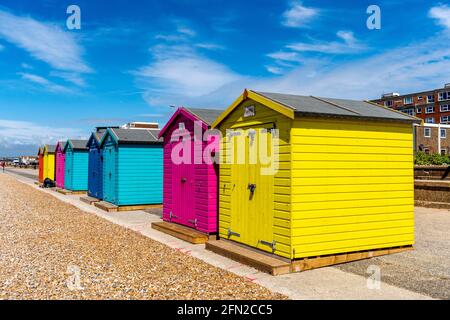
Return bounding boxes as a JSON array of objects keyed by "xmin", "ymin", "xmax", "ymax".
[
  {"xmin": 55, "ymin": 141, "xmax": 66, "ymax": 189},
  {"xmin": 159, "ymin": 108, "xmax": 222, "ymax": 234}
]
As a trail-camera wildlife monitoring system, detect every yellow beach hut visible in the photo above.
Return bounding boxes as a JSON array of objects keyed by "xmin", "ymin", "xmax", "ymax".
[
  {"xmin": 211, "ymin": 89, "xmax": 420, "ymax": 263},
  {"xmin": 43, "ymin": 144, "xmax": 56, "ymax": 181}
]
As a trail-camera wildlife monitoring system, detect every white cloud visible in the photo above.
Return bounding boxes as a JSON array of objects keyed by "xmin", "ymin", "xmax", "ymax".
[
  {"xmin": 0, "ymin": 119, "xmax": 85, "ymax": 148},
  {"xmin": 195, "ymin": 43, "xmax": 224, "ymax": 51},
  {"xmin": 287, "ymin": 30, "xmax": 364, "ymax": 54},
  {"xmin": 18, "ymin": 72, "xmax": 72, "ymax": 93},
  {"xmin": 50, "ymin": 71, "xmax": 86, "ymax": 87},
  {"xmin": 21, "ymin": 63, "xmax": 33, "ymax": 69},
  {"xmin": 429, "ymin": 5, "xmax": 450, "ymax": 30},
  {"xmin": 0, "ymin": 9, "xmax": 91, "ymax": 73},
  {"xmin": 134, "ymin": 44, "xmax": 241, "ymax": 104},
  {"xmin": 281, "ymin": 1, "xmax": 318, "ymax": 28}
]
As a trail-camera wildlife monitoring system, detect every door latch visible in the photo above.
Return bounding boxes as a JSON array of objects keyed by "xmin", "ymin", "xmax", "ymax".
[
  {"xmin": 227, "ymin": 228, "xmax": 241, "ymax": 238},
  {"xmin": 248, "ymin": 184, "xmax": 256, "ymax": 193},
  {"xmin": 181, "ymin": 177, "xmax": 187, "ymax": 183},
  {"xmin": 169, "ymin": 211, "xmax": 178, "ymax": 221},
  {"xmin": 260, "ymin": 240, "xmax": 277, "ymax": 252}
]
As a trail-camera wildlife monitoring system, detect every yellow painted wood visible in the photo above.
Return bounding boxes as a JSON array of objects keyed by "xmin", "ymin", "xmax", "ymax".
[
  {"xmin": 291, "ymin": 117, "xmax": 415, "ymax": 258},
  {"xmin": 218, "ymin": 99, "xmax": 292, "ymax": 257},
  {"xmin": 43, "ymin": 145, "xmax": 55, "ymax": 181}
]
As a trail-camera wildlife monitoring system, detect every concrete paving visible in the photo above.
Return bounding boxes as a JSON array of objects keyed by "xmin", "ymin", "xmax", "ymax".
[{"xmin": 4, "ymin": 169, "xmax": 434, "ymax": 300}]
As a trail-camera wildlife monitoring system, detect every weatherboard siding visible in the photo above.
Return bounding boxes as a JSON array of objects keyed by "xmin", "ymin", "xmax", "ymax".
[
  {"xmin": 161, "ymin": 111, "xmax": 218, "ymax": 234},
  {"xmin": 116, "ymin": 145, "xmax": 163, "ymax": 206},
  {"xmin": 64, "ymin": 147, "xmax": 88, "ymax": 191},
  {"xmin": 290, "ymin": 117, "xmax": 415, "ymax": 258},
  {"xmin": 55, "ymin": 146, "xmax": 65, "ymax": 189}
]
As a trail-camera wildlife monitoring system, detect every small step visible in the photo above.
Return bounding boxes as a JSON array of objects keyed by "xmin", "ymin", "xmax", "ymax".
[
  {"xmin": 94, "ymin": 201, "xmax": 118, "ymax": 212},
  {"xmin": 57, "ymin": 189, "xmax": 73, "ymax": 195},
  {"xmin": 205, "ymin": 240, "xmax": 291, "ymax": 276},
  {"xmin": 80, "ymin": 196, "xmax": 101, "ymax": 205},
  {"xmin": 152, "ymin": 221, "xmax": 209, "ymax": 244}
]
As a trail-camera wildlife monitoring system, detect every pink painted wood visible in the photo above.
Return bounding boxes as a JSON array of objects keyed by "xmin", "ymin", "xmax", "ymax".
[
  {"xmin": 55, "ymin": 141, "xmax": 66, "ymax": 189},
  {"xmin": 159, "ymin": 108, "xmax": 219, "ymax": 234}
]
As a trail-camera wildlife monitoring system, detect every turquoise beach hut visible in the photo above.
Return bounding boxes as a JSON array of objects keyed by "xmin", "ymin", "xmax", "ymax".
[
  {"xmin": 64, "ymin": 139, "xmax": 89, "ymax": 191},
  {"xmin": 100, "ymin": 128, "xmax": 163, "ymax": 206}
]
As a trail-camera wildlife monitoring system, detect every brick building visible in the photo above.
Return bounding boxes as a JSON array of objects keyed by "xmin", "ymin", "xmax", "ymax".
[
  {"xmin": 372, "ymin": 84, "xmax": 450, "ymax": 124},
  {"xmin": 414, "ymin": 124, "xmax": 450, "ymax": 155}
]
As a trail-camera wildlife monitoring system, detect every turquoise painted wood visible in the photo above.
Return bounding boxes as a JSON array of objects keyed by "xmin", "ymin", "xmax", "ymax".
[
  {"xmin": 64, "ymin": 144, "xmax": 89, "ymax": 191},
  {"xmin": 100, "ymin": 129, "xmax": 163, "ymax": 206}
]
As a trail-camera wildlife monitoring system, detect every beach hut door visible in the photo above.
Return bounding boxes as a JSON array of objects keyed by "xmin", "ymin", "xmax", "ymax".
[
  {"xmin": 229, "ymin": 125, "xmax": 275, "ymax": 253},
  {"xmin": 171, "ymin": 136, "xmax": 196, "ymax": 228},
  {"xmin": 104, "ymin": 145, "xmax": 116, "ymax": 203}
]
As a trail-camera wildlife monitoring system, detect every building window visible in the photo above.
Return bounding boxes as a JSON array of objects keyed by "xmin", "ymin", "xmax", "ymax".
[
  {"xmin": 404, "ymin": 97, "xmax": 413, "ymax": 104},
  {"xmin": 403, "ymin": 108, "xmax": 414, "ymax": 116},
  {"xmin": 438, "ymin": 92, "xmax": 450, "ymax": 101},
  {"xmin": 385, "ymin": 100, "xmax": 393, "ymax": 107},
  {"xmin": 442, "ymin": 149, "xmax": 447, "ymax": 155},
  {"xmin": 441, "ymin": 128, "xmax": 447, "ymax": 138},
  {"xmin": 426, "ymin": 117, "xmax": 435, "ymax": 124},
  {"xmin": 441, "ymin": 104, "xmax": 450, "ymax": 112},
  {"xmin": 424, "ymin": 148, "xmax": 430, "ymax": 155},
  {"xmin": 441, "ymin": 116, "xmax": 449, "ymax": 124},
  {"xmin": 426, "ymin": 106, "xmax": 435, "ymax": 114},
  {"xmin": 418, "ymin": 96, "xmax": 423, "ymax": 100},
  {"xmin": 416, "ymin": 107, "xmax": 422, "ymax": 114},
  {"xmin": 427, "ymin": 95, "xmax": 435, "ymax": 103},
  {"xmin": 424, "ymin": 128, "xmax": 431, "ymax": 137}
]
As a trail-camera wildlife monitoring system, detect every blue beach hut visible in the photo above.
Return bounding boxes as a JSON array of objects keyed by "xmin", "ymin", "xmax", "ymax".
[
  {"xmin": 86, "ymin": 129, "xmax": 107, "ymax": 199},
  {"xmin": 99, "ymin": 128, "xmax": 163, "ymax": 206},
  {"xmin": 64, "ymin": 139, "xmax": 89, "ymax": 191}
]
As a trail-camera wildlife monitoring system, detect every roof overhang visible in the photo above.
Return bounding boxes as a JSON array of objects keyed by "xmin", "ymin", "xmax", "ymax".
[
  {"xmin": 159, "ymin": 107, "xmax": 209, "ymax": 138},
  {"xmin": 211, "ymin": 89, "xmax": 295, "ymax": 129}
]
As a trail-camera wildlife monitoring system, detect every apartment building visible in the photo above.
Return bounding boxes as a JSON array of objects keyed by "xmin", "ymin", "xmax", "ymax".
[
  {"xmin": 372, "ymin": 84, "xmax": 450, "ymax": 124},
  {"xmin": 414, "ymin": 123, "xmax": 450, "ymax": 155}
]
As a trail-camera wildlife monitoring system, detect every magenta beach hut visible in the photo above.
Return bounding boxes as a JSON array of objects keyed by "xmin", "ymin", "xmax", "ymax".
[
  {"xmin": 55, "ymin": 141, "xmax": 66, "ymax": 189},
  {"xmin": 159, "ymin": 108, "xmax": 222, "ymax": 235}
]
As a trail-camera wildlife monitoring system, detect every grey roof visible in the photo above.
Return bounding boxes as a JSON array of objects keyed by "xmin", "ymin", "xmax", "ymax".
[
  {"xmin": 185, "ymin": 107, "xmax": 223, "ymax": 126},
  {"xmin": 109, "ymin": 128, "xmax": 163, "ymax": 144},
  {"xmin": 255, "ymin": 91, "xmax": 420, "ymax": 123},
  {"xmin": 68, "ymin": 139, "xmax": 88, "ymax": 150}
]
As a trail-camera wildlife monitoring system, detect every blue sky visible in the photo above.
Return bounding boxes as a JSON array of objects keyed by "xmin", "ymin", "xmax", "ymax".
[{"xmin": 1, "ymin": 0, "xmax": 450, "ymax": 156}]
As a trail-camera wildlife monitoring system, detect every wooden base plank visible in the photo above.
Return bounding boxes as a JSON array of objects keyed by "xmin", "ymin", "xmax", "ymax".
[
  {"xmin": 94, "ymin": 201, "xmax": 162, "ymax": 213},
  {"xmin": 206, "ymin": 240, "xmax": 413, "ymax": 276},
  {"xmin": 80, "ymin": 196, "xmax": 101, "ymax": 205},
  {"xmin": 152, "ymin": 222, "xmax": 209, "ymax": 244},
  {"xmin": 205, "ymin": 240, "xmax": 291, "ymax": 276},
  {"xmin": 94, "ymin": 201, "xmax": 118, "ymax": 212}
]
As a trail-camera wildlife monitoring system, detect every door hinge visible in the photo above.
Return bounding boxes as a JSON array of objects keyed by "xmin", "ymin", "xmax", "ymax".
[
  {"xmin": 188, "ymin": 219, "xmax": 197, "ymax": 227},
  {"xmin": 260, "ymin": 240, "xmax": 277, "ymax": 252},
  {"xmin": 227, "ymin": 228, "xmax": 241, "ymax": 238}
]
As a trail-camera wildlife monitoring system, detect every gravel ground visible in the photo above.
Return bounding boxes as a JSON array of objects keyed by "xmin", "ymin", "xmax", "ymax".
[
  {"xmin": 0, "ymin": 173, "xmax": 286, "ymax": 300},
  {"xmin": 5, "ymin": 168, "xmax": 38, "ymax": 181},
  {"xmin": 336, "ymin": 207, "xmax": 450, "ymax": 299}
]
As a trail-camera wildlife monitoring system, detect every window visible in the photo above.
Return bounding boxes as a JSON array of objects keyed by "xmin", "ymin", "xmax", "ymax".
[
  {"xmin": 426, "ymin": 117, "xmax": 435, "ymax": 124},
  {"xmin": 403, "ymin": 108, "xmax": 414, "ymax": 116},
  {"xmin": 424, "ymin": 148, "xmax": 430, "ymax": 155},
  {"xmin": 441, "ymin": 104, "xmax": 450, "ymax": 112},
  {"xmin": 441, "ymin": 116, "xmax": 449, "ymax": 123},
  {"xmin": 424, "ymin": 128, "xmax": 431, "ymax": 137},
  {"xmin": 441, "ymin": 128, "xmax": 447, "ymax": 138},
  {"xmin": 426, "ymin": 106, "xmax": 435, "ymax": 114},
  {"xmin": 385, "ymin": 100, "xmax": 393, "ymax": 107},
  {"xmin": 427, "ymin": 95, "xmax": 435, "ymax": 103},
  {"xmin": 404, "ymin": 97, "xmax": 413, "ymax": 104},
  {"xmin": 416, "ymin": 107, "xmax": 422, "ymax": 114},
  {"xmin": 418, "ymin": 96, "xmax": 423, "ymax": 100},
  {"xmin": 442, "ymin": 149, "xmax": 447, "ymax": 155}
]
